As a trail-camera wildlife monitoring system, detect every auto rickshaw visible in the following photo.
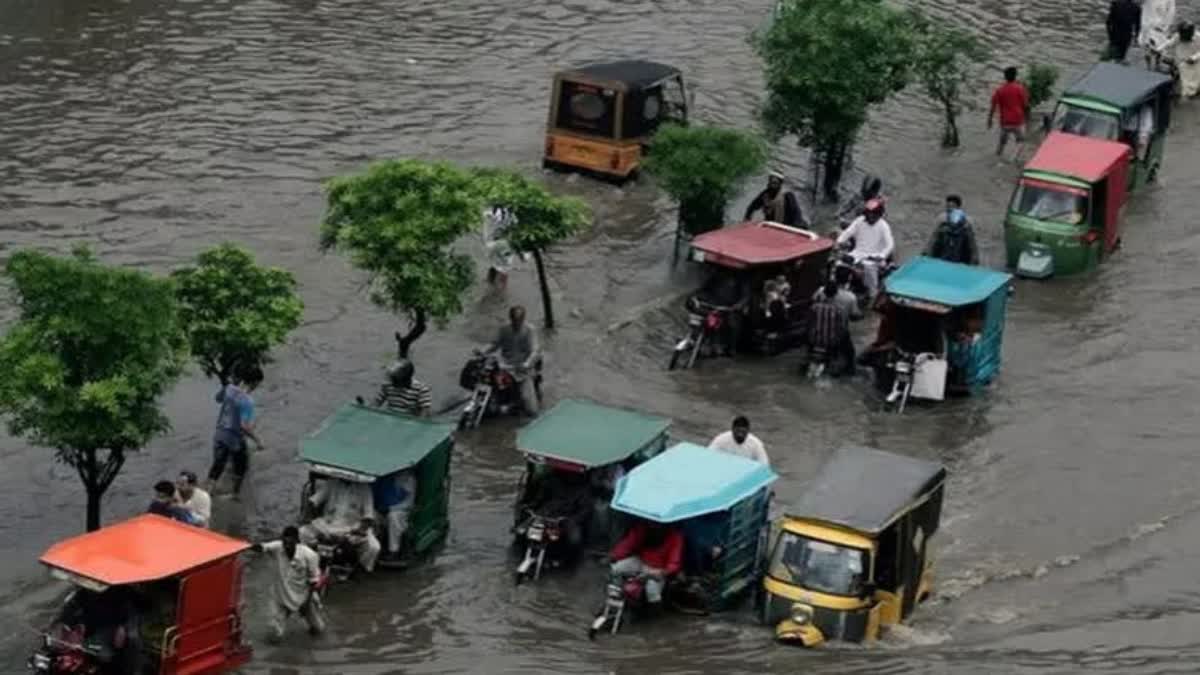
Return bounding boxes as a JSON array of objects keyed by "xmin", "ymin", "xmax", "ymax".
[
  {"xmin": 30, "ymin": 514, "xmax": 252, "ymax": 675},
  {"xmin": 762, "ymin": 447, "xmax": 946, "ymax": 647},
  {"xmin": 589, "ymin": 442, "xmax": 777, "ymax": 637},
  {"xmin": 1005, "ymin": 131, "xmax": 1131, "ymax": 279},
  {"xmin": 299, "ymin": 403, "xmax": 454, "ymax": 573},
  {"xmin": 1051, "ymin": 62, "xmax": 1172, "ymax": 190},
  {"xmin": 543, "ymin": 59, "xmax": 689, "ymax": 182},
  {"xmin": 668, "ymin": 220, "xmax": 835, "ymax": 370},
  {"xmin": 511, "ymin": 398, "xmax": 670, "ymax": 583},
  {"xmin": 863, "ymin": 257, "xmax": 1012, "ymax": 412}
]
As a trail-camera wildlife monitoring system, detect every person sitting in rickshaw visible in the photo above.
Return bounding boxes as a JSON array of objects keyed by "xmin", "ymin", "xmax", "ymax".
[
  {"xmin": 301, "ymin": 477, "xmax": 382, "ymax": 572},
  {"xmin": 373, "ymin": 469, "xmax": 417, "ymax": 561},
  {"xmin": 609, "ymin": 518, "xmax": 685, "ymax": 607},
  {"xmin": 53, "ymin": 587, "xmax": 144, "ymax": 675},
  {"xmin": 695, "ymin": 271, "xmax": 751, "ymax": 356},
  {"xmin": 762, "ymin": 279, "xmax": 789, "ymax": 333},
  {"xmin": 523, "ymin": 468, "xmax": 593, "ymax": 552}
]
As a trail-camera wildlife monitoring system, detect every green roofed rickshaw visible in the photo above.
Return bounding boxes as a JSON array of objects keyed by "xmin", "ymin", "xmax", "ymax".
[
  {"xmin": 512, "ymin": 399, "xmax": 670, "ymax": 584},
  {"xmin": 298, "ymin": 404, "xmax": 454, "ymax": 576}
]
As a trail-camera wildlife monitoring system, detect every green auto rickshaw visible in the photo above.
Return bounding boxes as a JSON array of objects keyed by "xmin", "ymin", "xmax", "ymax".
[{"xmin": 1051, "ymin": 62, "xmax": 1172, "ymax": 191}]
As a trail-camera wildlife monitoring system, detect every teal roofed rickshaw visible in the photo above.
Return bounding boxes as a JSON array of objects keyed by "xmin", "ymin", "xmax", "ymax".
[
  {"xmin": 863, "ymin": 257, "xmax": 1013, "ymax": 413},
  {"xmin": 511, "ymin": 399, "xmax": 670, "ymax": 584},
  {"xmin": 589, "ymin": 442, "xmax": 777, "ymax": 637},
  {"xmin": 299, "ymin": 404, "xmax": 454, "ymax": 574}
]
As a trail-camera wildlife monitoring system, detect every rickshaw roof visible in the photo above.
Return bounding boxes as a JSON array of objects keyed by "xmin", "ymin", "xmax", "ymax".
[
  {"xmin": 884, "ymin": 256, "xmax": 1012, "ymax": 308},
  {"xmin": 516, "ymin": 398, "xmax": 671, "ymax": 468},
  {"xmin": 300, "ymin": 404, "xmax": 454, "ymax": 477},
  {"xmin": 1025, "ymin": 131, "xmax": 1131, "ymax": 183},
  {"xmin": 559, "ymin": 60, "xmax": 681, "ymax": 90},
  {"xmin": 791, "ymin": 447, "xmax": 946, "ymax": 534},
  {"xmin": 39, "ymin": 515, "xmax": 250, "ymax": 586},
  {"xmin": 690, "ymin": 221, "xmax": 833, "ymax": 268},
  {"xmin": 611, "ymin": 442, "xmax": 778, "ymax": 523},
  {"xmin": 1064, "ymin": 62, "xmax": 1172, "ymax": 108}
]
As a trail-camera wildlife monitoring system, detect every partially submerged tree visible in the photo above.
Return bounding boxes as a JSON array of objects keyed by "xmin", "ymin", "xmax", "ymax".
[
  {"xmin": 0, "ymin": 248, "xmax": 187, "ymax": 531},
  {"xmin": 641, "ymin": 123, "xmax": 767, "ymax": 241},
  {"xmin": 473, "ymin": 168, "xmax": 590, "ymax": 330},
  {"xmin": 320, "ymin": 159, "xmax": 484, "ymax": 358},
  {"xmin": 1025, "ymin": 63, "xmax": 1061, "ymax": 111},
  {"xmin": 912, "ymin": 15, "xmax": 991, "ymax": 147},
  {"xmin": 754, "ymin": 0, "xmax": 917, "ymax": 200},
  {"xmin": 173, "ymin": 243, "xmax": 304, "ymax": 385}
]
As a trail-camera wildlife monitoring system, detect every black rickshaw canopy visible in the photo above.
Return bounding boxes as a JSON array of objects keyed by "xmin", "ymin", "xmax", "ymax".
[
  {"xmin": 1063, "ymin": 62, "xmax": 1172, "ymax": 109},
  {"xmin": 558, "ymin": 60, "xmax": 681, "ymax": 92}
]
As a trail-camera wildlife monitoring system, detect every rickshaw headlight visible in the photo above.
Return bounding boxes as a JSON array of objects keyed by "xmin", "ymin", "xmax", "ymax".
[{"xmin": 790, "ymin": 604, "xmax": 814, "ymax": 625}]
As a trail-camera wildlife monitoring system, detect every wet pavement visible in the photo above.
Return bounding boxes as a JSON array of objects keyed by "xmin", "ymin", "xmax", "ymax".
[{"xmin": 3, "ymin": 0, "xmax": 1200, "ymax": 673}]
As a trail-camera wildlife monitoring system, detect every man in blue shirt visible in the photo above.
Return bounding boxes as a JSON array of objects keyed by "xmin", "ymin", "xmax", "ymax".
[{"xmin": 206, "ymin": 365, "xmax": 265, "ymax": 497}]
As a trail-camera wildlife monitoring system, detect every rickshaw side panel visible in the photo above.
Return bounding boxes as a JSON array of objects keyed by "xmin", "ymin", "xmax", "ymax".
[
  {"xmin": 711, "ymin": 486, "xmax": 772, "ymax": 609},
  {"xmin": 408, "ymin": 438, "xmax": 453, "ymax": 554},
  {"xmin": 963, "ymin": 288, "xmax": 1008, "ymax": 388},
  {"xmin": 166, "ymin": 557, "xmax": 250, "ymax": 675}
]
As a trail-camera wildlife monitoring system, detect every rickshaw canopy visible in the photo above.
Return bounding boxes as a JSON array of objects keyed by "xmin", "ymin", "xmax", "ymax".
[
  {"xmin": 516, "ymin": 398, "xmax": 671, "ymax": 470},
  {"xmin": 300, "ymin": 404, "xmax": 455, "ymax": 482},
  {"xmin": 789, "ymin": 447, "xmax": 946, "ymax": 534},
  {"xmin": 611, "ymin": 442, "xmax": 778, "ymax": 523},
  {"xmin": 1063, "ymin": 62, "xmax": 1172, "ymax": 110},
  {"xmin": 39, "ymin": 515, "xmax": 250, "ymax": 589},
  {"xmin": 557, "ymin": 60, "xmax": 681, "ymax": 92},
  {"xmin": 690, "ymin": 221, "xmax": 833, "ymax": 269},
  {"xmin": 884, "ymin": 257, "xmax": 1012, "ymax": 310},
  {"xmin": 1024, "ymin": 131, "xmax": 1131, "ymax": 185}
]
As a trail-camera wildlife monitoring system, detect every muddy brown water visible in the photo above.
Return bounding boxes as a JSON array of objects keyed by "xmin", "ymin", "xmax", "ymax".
[{"xmin": 4, "ymin": 0, "xmax": 1200, "ymax": 673}]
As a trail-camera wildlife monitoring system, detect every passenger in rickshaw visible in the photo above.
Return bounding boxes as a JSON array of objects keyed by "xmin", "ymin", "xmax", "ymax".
[
  {"xmin": 695, "ymin": 270, "xmax": 751, "ymax": 355},
  {"xmin": 945, "ymin": 305, "xmax": 985, "ymax": 389},
  {"xmin": 521, "ymin": 467, "xmax": 593, "ymax": 552},
  {"xmin": 373, "ymin": 469, "xmax": 417, "ymax": 560},
  {"xmin": 301, "ymin": 477, "xmax": 381, "ymax": 572},
  {"xmin": 1120, "ymin": 103, "xmax": 1156, "ymax": 158},
  {"xmin": 762, "ymin": 278, "xmax": 789, "ymax": 333},
  {"xmin": 859, "ymin": 300, "xmax": 946, "ymax": 374},
  {"xmin": 609, "ymin": 518, "xmax": 685, "ymax": 607},
  {"xmin": 53, "ymin": 586, "xmax": 145, "ymax": 674}
]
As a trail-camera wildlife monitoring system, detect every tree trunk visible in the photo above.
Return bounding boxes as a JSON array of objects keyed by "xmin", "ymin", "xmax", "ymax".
[
  {"xmin": 532, "ymin": 248, "xmax": 555, "ymax": 330},
  {"xmin": 395, "ymin": 309, "xmax": 427, "ymax": 359},
  {"xmin": 679, "ymin": 197, "xmax": 727, "ymax": 235},
  {"xmin": 821, "ymin": 142, "xmax": 848, "ymax": 203},
  {"xmin": 76, "ymin": 447, "xmax": 126, "ymax": 532},
  {"xmin": 942, "ymin": 101, "xmax": 960, "ymax": 148}
]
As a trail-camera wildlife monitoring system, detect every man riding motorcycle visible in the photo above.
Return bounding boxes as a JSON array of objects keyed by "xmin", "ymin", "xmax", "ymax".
[
  {"xmin": 483, "ymin": 305, "xmax": 541, "ymax": 415},
  {"xmin": 836, "ymin": 198, "xmax": 895, "ymax": 302},
  {"xmin": 521, "ymin": 469, "xmax": 593, "ymax": 559}
]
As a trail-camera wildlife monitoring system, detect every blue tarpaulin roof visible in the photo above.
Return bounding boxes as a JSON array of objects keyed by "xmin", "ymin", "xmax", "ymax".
[
  {"xmin": 884, "ymin": 256, "xmax": 1012, "ymax": 308},
  {"xmin": 610, "ymin": 442, "xmax": 778, "ymax": 523}
]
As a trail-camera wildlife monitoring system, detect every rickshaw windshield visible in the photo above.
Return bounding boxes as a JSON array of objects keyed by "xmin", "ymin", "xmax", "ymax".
[
  {"xmin": 556, "ymin": 81, "xmax": 617, "ymax": 138},
  {"xmin": 1053, "ymin": 103, "xmax": 1119, "ymax": 140},
  {"xmin": 769, "ymin": 532, "xmax": 868, "ymax": 597},
  {"xmin": 1010, "ymin": 182, "xmax": 1089, "ymax": 225}
]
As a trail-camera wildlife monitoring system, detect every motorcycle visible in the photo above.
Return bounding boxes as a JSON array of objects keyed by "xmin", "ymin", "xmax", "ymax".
[
  {"xmin": 884, "ymin": 349, "xmax": 917, "ymax": 413},
  {"xmin": 457, "ymin": 351, "xmax": 542, "ymax": 430},
  {"xmin": 828, "ymin": 244, "xmax": 896, "ymax": 312},
  {"xmin": 667, "ymin": 299, "xmax": 728, "ymax": 371},
  {"xmin": 315, "ymin": 533, "xmax": 360, "ymax": 583},
  {"xmin": 513, "ymin": 510, "xmax": 567, "ymax": 585},
  {"xmin": 27, "ymin": 627, "xmax": 102, "ymax": 675},
  {"xmin": 588, "ymin": 572, "xmax": 650, "ymax": 639}
]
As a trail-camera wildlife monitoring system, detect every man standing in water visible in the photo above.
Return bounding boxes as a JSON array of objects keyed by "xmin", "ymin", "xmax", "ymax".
[
  {"xmin": 485, "ymin": 305, "xmax": 541, "ymax": 415},
  {"xmin": 987, "ymin": 67, "xmax": 1030, "ymax": 160},
  {"xmin": 1107, "ymin": 0, "xmax": 1142, "ymax": 63},
  {"xmin": 709, "ymin": 416, "xmax": 770, "ymax": 466},
  {"xmin": 207, "ymin": 365, "xmax": 265, "ymax": 497},
  {"xmin": 252, "ymin": 526, "xmax": 325, "ymax": 643},
  {"xmin": 925, "ymin": 195, "xmax": 980, "ymax": 266},
  {"xmin": 744, "ymin": 171, "xmax": 804, "ymax": 226}
]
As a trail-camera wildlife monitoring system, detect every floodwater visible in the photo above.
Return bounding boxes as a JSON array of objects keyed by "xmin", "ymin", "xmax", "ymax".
[{"xmin": 2, "ymin": 0, "xmax": 1200, "ymax": 672}]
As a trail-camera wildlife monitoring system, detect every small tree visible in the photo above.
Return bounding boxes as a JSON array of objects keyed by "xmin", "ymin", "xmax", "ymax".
[
  {"xmin": 912, "ymin": 16, "xmax": 991, "ymax": 147},
  {"xmin": 473, "ymin": 168, "xmax": 590, "ymax": 330},
  {"xmin": 1025, "ymin": 63, "xmax": 1061, "ymax": 111},
  {"xmin": 0, "ymin": 248, "xmax": 187, "ymax": 531},
  {"xmin": 173, "ymin": 244, "xmax": 304, "ymax": 385},
  {"xmin": 641, "ymin": 124, "xmax": 768, "ymax": 239},
  {"xmin": 320, "ymin": 159, "xmax": 484, "ymax": 358},
  {"xmin": 754, "ymin": 0, "xmax": 917, "ymax": 200}
]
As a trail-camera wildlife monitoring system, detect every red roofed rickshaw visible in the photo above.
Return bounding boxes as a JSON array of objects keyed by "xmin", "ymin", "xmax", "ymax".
[
  {"xmin": 668, "ymin": 220, "xmax": 834, "ymax": 370},
  {"xmin": 29, "ymin": 515, "xmax": 252, "ymax": 675}
]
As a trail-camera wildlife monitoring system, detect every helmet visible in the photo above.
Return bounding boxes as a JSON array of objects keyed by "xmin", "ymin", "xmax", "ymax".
[
  {"xmin": 860, "ymin": 175, "xmax": 882, "ymax": 200},
  {"xmin": 864, "ymin": 198, "xmax": 885, "ymax": 216},
  {"xmin": 387, "ymin": 359, "xmax": 415, "ymax": 387}
]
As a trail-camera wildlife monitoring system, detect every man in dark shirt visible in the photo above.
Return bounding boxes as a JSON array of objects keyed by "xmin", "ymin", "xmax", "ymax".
[
  {"xmin": 925, "ymin": 195, "xmax": 980, "ymax": 265},
  {"xmin": 744, "ymin": 172, "xmax": 804, "ymax": 226},
  {"xmin": 807, "ymin": 283, "xmax": 854, "ymax": 375},
  {"xmin": 1107, "ymin": 0, "xmax": 1143, "ymax": 62},
  {"xmin": 486, "ymin": 305, "xmax": 541, "ymax": 414}
]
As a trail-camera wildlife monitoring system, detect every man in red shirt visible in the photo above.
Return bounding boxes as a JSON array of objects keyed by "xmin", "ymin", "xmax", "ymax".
[
  {"xmin": 988, "ymin": 66, "xmax": 1031, "ymax": 159},
  {"xmin": 609, "ymin": 519, "xmax": 684, "ymax": 605}
]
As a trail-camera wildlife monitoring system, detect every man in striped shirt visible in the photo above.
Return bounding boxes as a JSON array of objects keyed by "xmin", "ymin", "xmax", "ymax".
[
  {"xmin": 807, "ymin": 283, "xmax": 854, "ymax": 375},
  {"xmin": 373, "ymin": 359, "xmax": 432, "ymax": 417}
]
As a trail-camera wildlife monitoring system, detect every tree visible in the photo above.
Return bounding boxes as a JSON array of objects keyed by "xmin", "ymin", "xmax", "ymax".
[
  {"xmin": 473, "ymin": 168, "xmax": 590, "ymax": 330},
  {"xmin": 1025, "ymin": 63, "xmax": 1061, "ymax": 111},
  {"xmin": 641, "ymin": 124, "xmax": 768, "ymax": 244},
  {"xmin": 172, "ymin": 244, "xmax": 304, "ymax": 385},
  {"xmin": 754, "ymin": 0, "xmax": 917, "ymax": 200},
  {"xmin": 0, "ymin": 248, "xmax": 187, "ymax": 531},
  {"xmin": 912, "ymin": 15, "xmax": 991, "ymax": 147},
  {"xmin": 320, "ymin": 159, "xmax": 485, "ymax": 358}
]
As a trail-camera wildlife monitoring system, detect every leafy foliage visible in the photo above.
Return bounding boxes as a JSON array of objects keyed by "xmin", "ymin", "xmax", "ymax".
[
  {"xmin": 172, "ymin": 244, "xmax": 303, "ymax": 384},
  {"xmin": 0, "ymin": 248, "xmax": 187, "ymax": 530},
  {"xmin": 320, "ymin": 159, "xmax": 486, "ymax": 354},
  {"xmin": 1025, "ymin": 63, "xmax": 1061, "ymax": 110},
  {"xmin": 642, "ymin": 124, "xmax": 768, "ymax": 232},
  {"xmin": 911, "ymin": 14, "xmax": 992, "ymax": 147}
]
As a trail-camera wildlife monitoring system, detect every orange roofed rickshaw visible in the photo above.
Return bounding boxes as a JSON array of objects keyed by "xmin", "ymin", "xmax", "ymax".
[{"xmin": 29, "ymin": 514, "xmax": 252, "ymax": 675}]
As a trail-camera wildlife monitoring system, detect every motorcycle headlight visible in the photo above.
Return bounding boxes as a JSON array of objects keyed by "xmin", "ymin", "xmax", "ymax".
[{"xmin": 790, "ymin": 604, "xmax": 814, "ymax": 625}]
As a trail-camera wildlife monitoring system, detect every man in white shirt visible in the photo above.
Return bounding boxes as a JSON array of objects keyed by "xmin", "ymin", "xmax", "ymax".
[
  {"xmin": 836, "ymin": 198, "xmax": 895, "ymax": 301},
  {"xmin": 709, "ymin": 416, "xmax": 770, "ymax": 466},
  {"xmin": 176, "ymin": 471, "xmax": 212, "ymax": 528},
  {"xmin": 252, "ymin": 526, "xmax": 325, "ymax": 642},
  {"xmin": 301, "ymin": 478, "xmax": 382, "ymax": 572}
]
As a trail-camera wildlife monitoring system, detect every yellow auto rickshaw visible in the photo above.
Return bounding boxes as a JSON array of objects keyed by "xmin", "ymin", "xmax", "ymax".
[
  {"xmin": 543, "ymin": 60, "xmax": 689, "ymax": 182},
  {"xmin": 761, "ymin": 447, "xmax": 946, "ymax": 646}
]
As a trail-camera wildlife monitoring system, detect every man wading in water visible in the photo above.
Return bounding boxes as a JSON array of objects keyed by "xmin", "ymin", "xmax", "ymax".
[{"xmin": 744, "ymin": 171, "xmax": 804, "ymax": 227}]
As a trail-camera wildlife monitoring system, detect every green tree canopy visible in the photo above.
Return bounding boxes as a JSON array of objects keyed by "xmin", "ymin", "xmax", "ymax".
[
  {"xmin": 754, "ymin": 0, "xmax": 917, "ymax": 199},
  {"xmin": 172, "ymin": 243, "xmax": 304, "ymax": 384},
  {"xmin": 473, "ymin": 167, "xmax": 590, "ymax": 329},
  {"xmin": 911, "ymin": 14, "xmax": 991, "ymax": 147},
  {"xmin": 0, "ymin": 248, "xmax": 187, "ymax": 531},
  {"xmin": 1025, "ymin": 63, "xmax": 1061, "ymax": 110},
  {"xmin": 320, "ymin": 159, "xmax": 486, "ymax": 357},
  {"xmin": 642, "ymin": 123, "xmax": 768, "ymax": 236}
]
